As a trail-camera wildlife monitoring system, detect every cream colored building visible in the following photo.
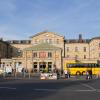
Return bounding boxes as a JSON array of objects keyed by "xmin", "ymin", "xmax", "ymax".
[
  {"xmin": 0, "ymin": 31, "xmax": 100, "ymax": 72},
  {"xmin": 65, "ymin": 42, "xmax": 89, "ymax": 60},
  {"xmin": 89, "ymin": 37, "xmax": 100, "ymax": 60}
]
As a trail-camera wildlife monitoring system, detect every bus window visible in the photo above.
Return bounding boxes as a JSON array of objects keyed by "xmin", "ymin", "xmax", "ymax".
[
  {"xmin": 93, "ymin": 63, "xmax": 96, "ymax": 68},
  {"xmin": 67, "ymin": 64, "xmax": 70, "ymax": 68},
  {"xmin": 96, "ymin": 64, "xmax": 100, "ymax": 68}
]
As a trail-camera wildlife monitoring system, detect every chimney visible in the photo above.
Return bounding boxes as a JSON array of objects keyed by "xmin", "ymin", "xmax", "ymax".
[
  {"xmin": 78, "ymin": 34, "xmax": 83, "ymax": 43},
  {"xmin": 79, "ymin": 34, "xmax": 82, "ymax": 40}
]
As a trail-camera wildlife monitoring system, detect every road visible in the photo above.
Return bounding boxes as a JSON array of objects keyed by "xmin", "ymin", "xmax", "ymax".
[{"xmin": 0, "ymin": 79, "xmax": 100, "ymax": 100}]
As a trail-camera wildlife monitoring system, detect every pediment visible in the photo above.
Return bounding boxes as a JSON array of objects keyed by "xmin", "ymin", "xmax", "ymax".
[{"xmin": 30, "ymin": 31, "xmax": 64, "ymax": 39}]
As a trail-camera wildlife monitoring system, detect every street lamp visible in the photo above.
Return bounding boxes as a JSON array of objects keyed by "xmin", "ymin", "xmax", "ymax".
[{"xmin": 0, "ymin": 54, "xmax": 1, "ymax": 68}]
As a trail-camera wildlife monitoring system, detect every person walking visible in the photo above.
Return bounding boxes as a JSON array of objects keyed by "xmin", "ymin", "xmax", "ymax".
[
  {"xmin": 89, "ymin": 70, "xmax": 92, "ymax": 79},
  {"xmin": 64, "ymin": 70, "xmax": 68, "ymax": 79},
  {"xmin": 86, "ymin": 70, "xmax": 89, "ymax": 80},
  {"xmin": 67, "ymin": 69, "xmax": 70, "ymax": 78},
  {"xmin": 96, "ymin": 71, "xmax": 100, "ymax": 79}
]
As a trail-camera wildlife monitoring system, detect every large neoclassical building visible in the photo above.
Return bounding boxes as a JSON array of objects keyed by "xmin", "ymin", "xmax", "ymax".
[{"xmin": 0, "ymin": 31, "xmax": 100, "ymax": 72}]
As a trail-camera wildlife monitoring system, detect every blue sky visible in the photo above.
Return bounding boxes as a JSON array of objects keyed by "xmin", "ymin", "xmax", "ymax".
[{"xmin": 0, "ymin": 0, "xmax": 100, "ymax": 40}]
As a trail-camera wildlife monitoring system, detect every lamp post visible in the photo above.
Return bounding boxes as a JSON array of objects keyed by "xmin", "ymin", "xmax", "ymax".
[{"xmin": 0, "ymin": 52, "xmax": 1, "ymax": 68}]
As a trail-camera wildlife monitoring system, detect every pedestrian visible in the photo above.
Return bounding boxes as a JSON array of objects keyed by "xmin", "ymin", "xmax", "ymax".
[
  {"xmin": 96, "ymin": 71, "xmax": 100, "ymax": 79},
  {"xmin": 56, "ymin": 70, "xmax": 60, "ymax": 79},
  {"xmin": 86, "ymin": 70, "xmax": 89, "ymax": 80},
  {"xmin": 22, "ymin": 68, "xmax": 25, "ymax": 77},
  {"xmin": 89, "ymin": 70, "xmax": 92, "ymax": 79},
  {"xmin": 67, "ymin": 69, "xmax": 70, "ymax": 78},
  {"xmin": 64, "ymin": 70, "xmax": 68, "ymax": 79}
]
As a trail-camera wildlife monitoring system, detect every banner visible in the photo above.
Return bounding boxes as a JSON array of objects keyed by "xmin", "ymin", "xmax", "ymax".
[{"xmin": 39, "ymin": 52, "xmax": 46, "ymax": 58}]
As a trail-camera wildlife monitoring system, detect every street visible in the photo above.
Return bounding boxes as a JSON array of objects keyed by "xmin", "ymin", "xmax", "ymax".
[{"xmin": 0, "ymin": 78, "xmax": 100, "ymax": 100}]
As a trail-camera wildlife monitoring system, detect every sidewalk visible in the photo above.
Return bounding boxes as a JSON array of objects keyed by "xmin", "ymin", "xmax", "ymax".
[
  {"xmin": 60, "ymin": 75, "xmax": 97, "ymax": 80},
  {"xmin": 0, "ymin": 75, "xmax": 98, "ymax": 82}
]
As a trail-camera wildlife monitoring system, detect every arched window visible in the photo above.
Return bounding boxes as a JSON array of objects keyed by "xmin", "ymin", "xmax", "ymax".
[
  {"xmin": 84, "ymin": 47, "xmax": 86, "ymax": 52},
  {"xmin": 75, "ymin": 47, "xmax": 78, "ymax": 52}
]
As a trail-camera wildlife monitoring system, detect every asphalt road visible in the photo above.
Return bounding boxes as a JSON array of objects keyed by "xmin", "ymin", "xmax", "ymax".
[{"xmin": 0, "ymin": 78, "xmax": 100, "ymax": 100}]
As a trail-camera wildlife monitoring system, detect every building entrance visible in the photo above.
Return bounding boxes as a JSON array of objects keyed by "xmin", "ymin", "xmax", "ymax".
[
  {"xmin": 39, "ymin": 62, "xmax": 52, "ymax": 72},
  {"xmin": 39, "ymin": 62, "xmax": 46, "ymax": 72}
]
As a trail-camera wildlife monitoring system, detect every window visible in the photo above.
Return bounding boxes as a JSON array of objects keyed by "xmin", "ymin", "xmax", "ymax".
[
  {"xmin": 48, "ymin": 52, "xmax": 52, "ymax": 58},
  {"xmin": 45, "ymin": 39, "xmax": 48, "ymax": 43},
  {"xmin": 49, "ymin": 39, "xmax": 52, "ymax": 44},
  {"xmin": 44, "ymin": 39, "xmax": 49, "ymax": 43},
  {"xmin": 99, "ymin": 53, "xmax": 100, "ymax": 57},
  {"xmin": 66, "ymin": 47, "xmax": 69, "ymax": 52},
  {"xmin": 0, "ymin": 44, "xmax": 1, "ymax": 50},
  {"xmin": 33, "ymin": 62, "xmax": 37, "ymax": 72},
  {"xmin": 19, "ymin": 62, "xmax": 22, "ymax": 65},
  {"xmin": 10, "ymin": 48, "xmax": 13, "ymax": 53},
  {"xmin": 75, "ymin": 55, "xmax": 78, "ymax": 60},
  {"xmin": 57, "ymin": 39, "xmax": 59, "ymax": 44},
  {"xmin": 35, "ymin": 39, "xmax": 38, "ymax": 44},
  {"xmin": 75, "ymin": 47, "xmax": 78, "ymax": 52},
  {"xmin": 84, "ymin": 47, "xmax": 86, "ymax": 52},
  {"xmin": 17, "ymin": 49, "xmax": 22, "ymax": 57},
  {"xmin": 48, "ymin": 62, "xmax": 52, "ymax": 72},
  {"xmin": 33, "ymin": 52, "xmax": 37, "ymax": 58},
  {"xmin": 84, "ymin": 55, "xmax": 86, "ymax": 59},
  {"xmin": 66, "ymin": 55, "xmax": 69, "ymax": 58}
]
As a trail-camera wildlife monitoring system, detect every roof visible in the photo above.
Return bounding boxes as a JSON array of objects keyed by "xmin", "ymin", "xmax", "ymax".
[
  {"xmin": 65, "ymin": 39, "xmax": 90, "ymax": 43},
  {"xmin": 0, "ymin": 39, "xmax": 9, "ymax": 45},
  {"xmin": 6, "ymin": 40, "xmax": 31, "ymax": 44},
  {"xmin": 23, "ymin": 43, "xmax": 61, "ymax": 51},
  {"xmin": 30, "ymin": 30, "xmax": 64, "ymax": 38},
  {"xmin": 90, "ymin": 37, "xmax": 100, "ymax": 41}
]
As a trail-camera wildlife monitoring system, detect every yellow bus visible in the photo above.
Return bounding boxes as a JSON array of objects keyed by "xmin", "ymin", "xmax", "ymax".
[{"xmin": 64, "ymin": 61, "xmax": 100, "ymax": 75}]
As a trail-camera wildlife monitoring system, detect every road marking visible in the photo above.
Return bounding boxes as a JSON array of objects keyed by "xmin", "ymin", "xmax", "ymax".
[
  {"xmin": 34, "ymin": 89, "xmax": 56, "ymax": 91},
  {"xmin": 75, "ymin": 89, "xmax": 100, "ymax": 92},
  {"xmin": 75, "ymin": 90, "xmax": 96, "ymax": 92},
  {"xmin": 33, "ymin": 88, "xmax": 100, "ymax": 93},
  {"xmin": 96, "ymin": 89, "xmax": 100, "ymax": 92},
  {"xmin": 0, "ymin": 87, "xmax": 16, "ymax": 90},
  {"xmin": 80, "ymin": 84, "xmax": 100, "ymax": 93},
  {"xmin": 81, "ymin": 84, "xmax": 96, "ymax": 91}
]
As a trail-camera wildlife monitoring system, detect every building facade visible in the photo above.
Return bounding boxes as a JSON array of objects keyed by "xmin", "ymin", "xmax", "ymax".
[
  {"xmin": 0, "ymin": 39, "xmax": 12, "ymax": 58},
  {"xmin": 0, "ymin": 31, "xmax": 100, "ymax": 72}
]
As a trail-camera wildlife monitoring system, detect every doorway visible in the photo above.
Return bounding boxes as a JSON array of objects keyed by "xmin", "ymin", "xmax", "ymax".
[{"xmin": 39, "ymin": 62, "xmax": 46, "ymax": 72}]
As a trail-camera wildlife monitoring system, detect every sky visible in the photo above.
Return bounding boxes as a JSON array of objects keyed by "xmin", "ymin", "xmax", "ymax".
[{"xmin": 0, "ymin": 0, "xmax": 100, "ymax": 40}]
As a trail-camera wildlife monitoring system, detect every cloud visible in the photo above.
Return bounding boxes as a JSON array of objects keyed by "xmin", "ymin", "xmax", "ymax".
[{"xmin": 0, "ymin": 0, "xmax": 100, "ymax": 40}]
